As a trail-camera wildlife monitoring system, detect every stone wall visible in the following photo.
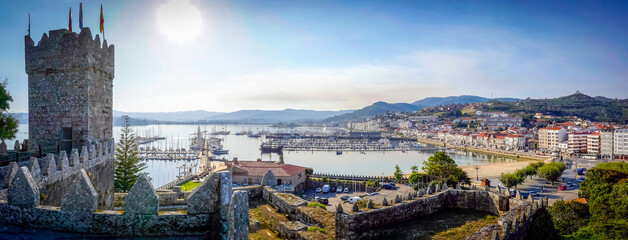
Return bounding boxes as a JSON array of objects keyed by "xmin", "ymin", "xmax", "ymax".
[
  {"xmin": 0, "ymin": 168, "xmax": 248, "ymax": 238},
  {"xmin": 263, "ymin": 186, "xmax": 307, "ymax": 217},
  {"xmin": 25, "ymin": 28, "xmax": 114, "ymax": 151},
  {"xmin": 335, "ymin": 187, "xmax": 540, "ymax": 240},
  {"xmin": 0, "ymin": 142, "xmax": 115, "ymax": 209}
]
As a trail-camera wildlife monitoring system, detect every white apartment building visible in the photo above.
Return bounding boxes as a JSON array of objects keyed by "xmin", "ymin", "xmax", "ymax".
[
  {"xmin": 600, "ymin": 129, "xmax": 614, "ymax": 158},
  {"xmin": 538, "ymin": 127, "xmax": 567, "ymax": 152},
  {"xmin": 614, "ymin": 128, "xmax": 628, "ymax": 158}
]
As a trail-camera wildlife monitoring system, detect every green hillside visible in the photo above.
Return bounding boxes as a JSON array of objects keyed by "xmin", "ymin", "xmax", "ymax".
[{"xmin": 485, "ymin": 92, "xmax": 628, "ymax": 123}]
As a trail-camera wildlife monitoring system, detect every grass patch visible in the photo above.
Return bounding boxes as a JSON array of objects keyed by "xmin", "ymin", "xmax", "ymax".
[
  {"xmin": 249, "ymin": 229, "xmax": 281, "ymax": 240},
  {"xmin": 307, "ymin": 202, "xmax": 327, "ymax": 210},
  {"xmin": 308, "ymin": 226, "xmax": 326, "ymax": 234},
  {"xmin": 277, "ymin": 193, "xmax": 304, "ymax": 205},
  {"xmin": 432, "ymin": 215, "xmax": 498, "ymax": 240},
  {"xmin": 180, "ymin": 181, "xmax": 201, "ymax": 191},
  {"xmin": 249, "ymin": 204, "xmax": 288, "ymax": 232}
]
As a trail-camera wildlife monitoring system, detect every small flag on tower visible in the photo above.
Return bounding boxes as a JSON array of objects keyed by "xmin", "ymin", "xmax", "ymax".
[
  {"xmin": 69, "ymin": 7, "xmax": 72, "ymax": 32},
  {"xmin": 100, "ymin": 4, "xmax": 104, "ymax": 34},
  {"xmin": 79, "ymin": 2, "xmax": 83, "ymax": 30}
]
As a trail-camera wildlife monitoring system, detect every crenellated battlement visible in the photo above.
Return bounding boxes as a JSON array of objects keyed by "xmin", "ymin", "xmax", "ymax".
[
  {"xmin": 26, "ymin": 27, "xmax": 114, "ymax": 151},
  {"xmin": 0, "ymin": 140, "xmax": 116, "ymax": 209},
  {"xmin": 25, "ymin": 28, "xmax": 114, "ymax": 77}
]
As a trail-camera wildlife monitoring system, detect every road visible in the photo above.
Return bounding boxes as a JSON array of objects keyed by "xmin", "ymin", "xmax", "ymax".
[{"xmin": 487, "ymin": 157, "xmax": 612, "ymax": 205}]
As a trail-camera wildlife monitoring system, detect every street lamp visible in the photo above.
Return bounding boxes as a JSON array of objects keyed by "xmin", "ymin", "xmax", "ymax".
[{"xmin": 474, "ymin": 165, "xmax": 481, "ymax": 181}]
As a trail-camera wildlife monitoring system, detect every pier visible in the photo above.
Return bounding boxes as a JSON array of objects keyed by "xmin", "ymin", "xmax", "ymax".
[
  {"xmin": 261, "ymin": 137, "xmax": 424, "ymax": 152},
  {"xmin": 139, "ymin": 147, "xmax": 200, "ymax": 161}
]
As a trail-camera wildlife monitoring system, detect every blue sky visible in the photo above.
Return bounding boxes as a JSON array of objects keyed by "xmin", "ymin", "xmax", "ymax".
[{"xmin": 1, "ymin": 0, "xmax": 627, "ymax": 112}]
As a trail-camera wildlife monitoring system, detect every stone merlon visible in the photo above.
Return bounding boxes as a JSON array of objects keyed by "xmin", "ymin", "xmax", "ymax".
[{"xmin": 25, "ymin": 28, "xmax": 114, "ymax": 77}]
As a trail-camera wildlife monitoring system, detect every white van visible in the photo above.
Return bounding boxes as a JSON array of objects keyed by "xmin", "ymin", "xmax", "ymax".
[{"xmin": 322, "ymin": 184, "xmax": 330, "ymax": 194}]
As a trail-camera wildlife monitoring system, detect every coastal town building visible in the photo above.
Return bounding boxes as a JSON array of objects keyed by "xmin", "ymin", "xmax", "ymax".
[
  {"xmin": 568, "ymin": 132, "xmax": 589, "ymax": 153},
  {"xmin": 538, "ymin": 127, "xmax": 567, "ymax": 152},
  {"xmin": 226, "ymin": 159, "xmax": 308, "ymax": 192},
  {"xmin": 587, "ymin": 133, "xmax": 601, "ymax": 155},
  {"xmin": 600, "ymin": 128, "xmax": 614, "ymax": 158},
  {"xmin": 614, "ymin": 128, "xmax": 628, "ymax": 159},
  {"xmin": 409, "ymin": 115, "xmax": 439, "ymax": 122}
]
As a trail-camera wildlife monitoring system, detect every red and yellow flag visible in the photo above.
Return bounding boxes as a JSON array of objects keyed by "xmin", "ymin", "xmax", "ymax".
[{"xmin": 99, "ymin": 4, "xmax": 104, "ymax": 33}]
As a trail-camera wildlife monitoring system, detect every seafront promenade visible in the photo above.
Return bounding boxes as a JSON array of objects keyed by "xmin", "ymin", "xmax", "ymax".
[{"xmin": 416, "ymin": 137, "xmax": 550, "ymax": 162}]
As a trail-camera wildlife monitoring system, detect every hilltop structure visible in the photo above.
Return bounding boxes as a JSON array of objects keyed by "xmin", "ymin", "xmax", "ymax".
[{"xmin": 25, "ymin": 28, "xmax": 114, "ymax": 152}]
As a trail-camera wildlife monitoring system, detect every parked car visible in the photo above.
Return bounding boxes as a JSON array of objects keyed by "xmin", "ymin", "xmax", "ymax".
[
  {"xmin": 528, "ymin": 191, "xmax": 539, "ymax": 197},
  {"xmin": 576, "ymin": 177, "xmax": 586, "ymax": 183},
  {"xmin": 315, "ymin": 188, "xmax": 322, "ymax": 193},
  {"xmin": 559, "ymin": 185, "xmax": 567, "ymax": 191},
  {"xmin": 382, "ymin": 184, "xmax": 395, "ymax": 190},
  {"xmin": 510, "ymin": 189, "xmax": 517, "ymax": 197},
  {"xmin": 387, "ymin": 182, "xmax": 396, "ymax": 186},
  {"xmin": 343, "ymin": 187, "xmax": 350, "ymax": 193},
  {"xmin": 318, "ymin": 198, "xmax": 329, "ymax": 205},
  {"xmin": 340, "ymin": 195, "xmax": 350, "ymax": 201},
  {"xmin": 322, "ymin": 185, "xmax": 330, "ymax": 194},
  {"xmin": 330, "ymin": 187, "xmax": 336, "ymax": 193},
  {"xmin": 314, "ymin": 196, "xmax": 320, "ymax": 201},
  {"xmin": 348, "ymin": 197, "xmax": 361, "ymax": 203},
  {"xmin": 336, "ymin": 186, "xmax": 343, "ymax": 193},
  {"xmin": 566, "ymin": 182, "xmax": 573, "ymax": 187}
]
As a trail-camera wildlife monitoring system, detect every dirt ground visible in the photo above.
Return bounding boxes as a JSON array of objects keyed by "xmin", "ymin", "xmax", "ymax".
[{"xmin": 460, "ymin": 160, "xmax": 537, "ymax": 180}]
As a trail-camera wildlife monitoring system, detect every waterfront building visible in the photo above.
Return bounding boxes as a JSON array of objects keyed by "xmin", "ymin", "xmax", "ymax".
[
  {"xmin": 600, "ymin": 128, "xmax": 614, "ymax": 158},
  {"xmin": 568, "ymin": 132, "xmax": 589, "ymax": 154},
  {"xmin": 538, "ymin": 127, "xmax": 567, "ymax": 152},
  {"xmin": 614, "ymin": 129, "xmax": 628, "ymax": 159},
  {"xmin": 409, "ymin": 115, "xmax": 439, "ymax": 122},
  {"xmin": 587, "ymin": 132, "xmax": 601, "ymax": 155},
  {"xmin": 226, "ymin": 159, "xmax": 307, "ymax": 192},
  {"xmin": 505, "ymin": 134, "xmax": 526, "ymax": 150}
]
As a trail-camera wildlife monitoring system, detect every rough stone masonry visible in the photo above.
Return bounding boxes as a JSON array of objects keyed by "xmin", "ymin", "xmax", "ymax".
[{"xmin": 25, "ymin": 27, "xmax": 114, "ymax": 151}]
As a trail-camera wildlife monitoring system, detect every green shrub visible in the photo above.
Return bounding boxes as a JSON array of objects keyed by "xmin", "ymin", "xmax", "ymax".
[
  {"xmin": 307, "ymin": 226, "xmax": 325, "ymax": 233},
  {"xmin": 307, "ymin": 202, "xmax": 327, "ymax": 210}
]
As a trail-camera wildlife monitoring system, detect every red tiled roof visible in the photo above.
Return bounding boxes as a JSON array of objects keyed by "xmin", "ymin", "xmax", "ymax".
[
  {"xmin": 541, "ymin": 127, "xmax": 563, "ymax": 130},
  {"xmin": 228, "ymin": 161, "xmax": 307, "ymax": 177}
]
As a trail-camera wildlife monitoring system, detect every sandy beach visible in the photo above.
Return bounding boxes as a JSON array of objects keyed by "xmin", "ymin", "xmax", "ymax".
[{"xmin": 460, "ymin": 160, "xmax": 537, "ymax": 180}]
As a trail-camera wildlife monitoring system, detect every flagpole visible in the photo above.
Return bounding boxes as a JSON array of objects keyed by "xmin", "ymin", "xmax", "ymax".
[{"xmin": 28, "ymin": 12, "xmax": 31, "ymax": 37}]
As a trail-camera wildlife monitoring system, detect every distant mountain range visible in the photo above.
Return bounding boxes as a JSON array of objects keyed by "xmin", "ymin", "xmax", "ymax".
[
  {"xmin": 323, "ymin": 102, "xmax": 421, "ymax": 122},
  {"xmin": 412, "ymin": 95, "xmax": 520, "ymax": 108},
  {"xmin": 23, "ymin": 94, "xmax": 625, "ymax": 125},
  {"xmin": 485, "ymin": 92, "xmax": 628, "ymax": 123},
  {"xmin": 16, "ymin": 95, "xmax": 526, "ymax": 125},
  {"xmin": 323, "ymin": 95, "xmax": 520, "ymax": 122},
  {"xmin": 113, "ymin": 109, "xmax": 353, "ymax": 124}
]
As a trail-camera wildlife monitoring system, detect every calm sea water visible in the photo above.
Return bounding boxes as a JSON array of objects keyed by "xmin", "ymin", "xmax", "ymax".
[{"xmin": 11, "ymin": 124, "xmax": 513, "ymax": 188}]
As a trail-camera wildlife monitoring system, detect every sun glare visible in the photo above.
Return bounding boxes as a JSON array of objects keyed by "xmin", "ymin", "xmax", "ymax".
[{"xmin": 156, "ymin": 0, "xmax": 202, "ymax": 44}]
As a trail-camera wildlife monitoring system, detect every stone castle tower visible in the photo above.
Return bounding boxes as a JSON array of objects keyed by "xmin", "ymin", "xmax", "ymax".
[{"xmin": 25, "ymin": 28, "xmax": 114, "ymax": 151}]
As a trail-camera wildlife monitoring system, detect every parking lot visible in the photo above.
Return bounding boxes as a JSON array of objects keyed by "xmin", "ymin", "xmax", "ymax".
[
  {"xmin": 301, "ymin": 183, "xmax": 415, "ymax": 212},
  {"xmin": 487, "ymin": 158, "xmax": 594, "ymax": 205}
]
